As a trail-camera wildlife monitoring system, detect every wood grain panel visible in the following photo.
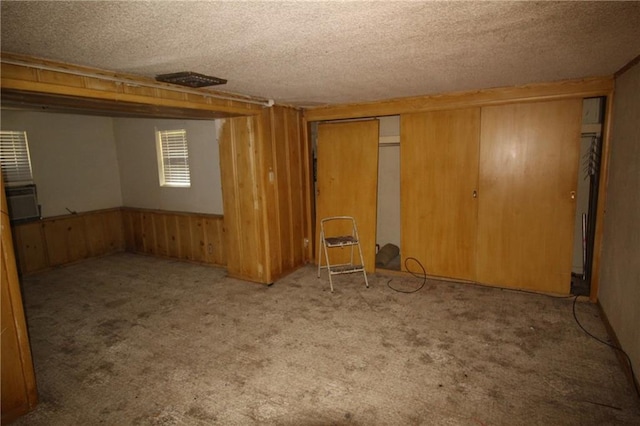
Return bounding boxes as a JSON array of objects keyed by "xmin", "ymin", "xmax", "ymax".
[
  {"xmin": 1, "ymin": 53, "xmax": 263, "ymax": 117},
  {"xmin": 477, "ymin": 99, "xmax": 582, "ymax": 293},
  {"xmin": 103, "ymin": 209, "xmax": 124, "ymax": 252},
  {"xmin": 190, "ymin": 216, "xmax": 206, "ymax": 263},
  {"xmin": 401, "ymin": 108, "xmax": 480, "ymax": 280},
  {"xmin": 154, "ymin": 214, "xmax": 169, "ymax": 257},
  {"xmin": 121, "ymin": 208, "xmax": 225, "ymax": 267},
  {"xmin": 165, "ymin": 215, "xmax": 180, "ymax": 258},
  {"xmin": 219, "ymin": 115, "xmax": 268, "ymax": 282},
  {"xmin": 257, "ymin": 106, "xmax": 309, "ymax": 282},
  {"xmin": 305, "ymin": 77, "xmax": 613, "ymax": 121},
  {"xmin": 84, "ymin": 212, "xmax": 108, "ymax": 256},
  {"xmin": 12, "ymin": 209, "xmax": 124, "ymax": 274},
  {"xmin": 286, "ymin": 107, "xmax": 306, "ymax": 267},
  {"xmin": 176, "ymin": 215, "xmax": 192, "ymax": 260},
  {"xmin": 273, "ymin": 107, "xmax": 293, "ymax": 268},
  {"xmin": 122, "ymin": 209, "xmax": 136, "ymax": 251},
  {"xmin": 1, "ymin": 174, "xmax": 38, "ymax": 423},
  {"xmin": 141, "ymin": 212, "xmax": 156, "ymax": 255},
  {"xmin": 316, "ymin": 120, "xmax": 379, "ymax": 273},
  {"xmin": 11, "ymin": 222, "xmax": 48, "ymax": 274}
]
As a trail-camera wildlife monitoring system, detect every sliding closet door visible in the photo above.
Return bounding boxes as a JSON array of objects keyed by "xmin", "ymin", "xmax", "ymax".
[
  {"xmin": 477, "ymin": 99, "xmax": 582, "ymax": 293},
  {"xmin": 316, "ymin": 120, "xmax": 379, "ymax": 272},
  {"xmin": 401, "ymin": 108, "xmax": 480, "ymax": 281}
]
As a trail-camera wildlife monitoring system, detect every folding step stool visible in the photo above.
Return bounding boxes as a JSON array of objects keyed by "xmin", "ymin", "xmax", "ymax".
[{"xmin": 317, "ymin": 216, "xmax": 369, "ymax": 292}]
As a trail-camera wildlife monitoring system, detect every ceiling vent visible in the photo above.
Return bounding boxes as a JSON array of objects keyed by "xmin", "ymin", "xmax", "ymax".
[{"xmin": 155, "ymin": 71, "xmax": 227, "ymax": 88}]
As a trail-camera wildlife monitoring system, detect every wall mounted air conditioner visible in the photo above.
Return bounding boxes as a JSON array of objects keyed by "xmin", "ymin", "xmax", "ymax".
[{"xmin": 5, "ymin": 185, "xmax": 40, "ymax": 223}]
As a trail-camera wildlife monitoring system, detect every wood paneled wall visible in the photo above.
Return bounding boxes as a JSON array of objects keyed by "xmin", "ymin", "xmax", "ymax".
[
  {"xmin": 305, "ymin": 77, "xmax": 614, "ymax": 121},
  {"xmin": 219, "ymin": 105, "xmax": 311, "ymax": 284},
  {"xmin": 121, "ymin": 208, "xmax": 225, "ymax": 266},
  {"xmin": 1, "ymin": 53, "xmax": 263, "ymax": 118},
  {"xmin": 1, "ymin": 175, "xmax": 38, "ymax": 423},
  {"xmin": 12, "ymin": 207, "xmax": 226, "ymax": 274},
  {"xmin": 262, "ymin": 106, "xmax": 311, "ymax": 279},
  {"xmin": 12, "ymin": 208, "xmax": 125, "ymax": 274}
]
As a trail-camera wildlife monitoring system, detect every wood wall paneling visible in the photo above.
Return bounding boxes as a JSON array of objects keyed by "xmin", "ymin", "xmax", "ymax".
[
  {"xmin": 1, "ymin": 175, "xmax": 38, "ymax": 423},
  {"xmin": 305, "ymin": 77, "xmax": 614, "ymax": 121},
  {"xmin": 12, "ymin": 222, "xmax": 48, "ymax": 274},
  {"xmin": 261, "ymin": 108, "xmax": 281, "ymax": 278},
  {"xmin": 286, "ymin": 107, "xmax": 307, "ymax": 267},
  {"xmin": 12, "ymin": 209, "xmax": 125, "ymax": 273},
  {"xmin": 218, "ymin": 106, "xmax": 309, "ymax": 284},
  {"xmin": 401, "ymin": 108, "xmax": 481, "ymax": 281},
  {"xmin": 219, "ymin": 115, "xmax": 268, "ymax": 282},
  {"xmin": 1, "ymin": 53, "xmax": 263, "ymax": 118},
  {"xmin": 121, "ymin": 208, "xmax": 225, "ymax": 267},
  {"xmin": 176, "ymin": 215, "xmax": 192, "ymax": 261}
]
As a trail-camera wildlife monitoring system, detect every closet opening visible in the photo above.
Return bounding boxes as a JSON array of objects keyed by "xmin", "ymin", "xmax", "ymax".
[
  {"xmin": 571, "ymin": 96, "xmax": 606, "ymax": 296},
  {"xmin": 375, "ymin": 115, "xmax": 401, "ymax": 271}
]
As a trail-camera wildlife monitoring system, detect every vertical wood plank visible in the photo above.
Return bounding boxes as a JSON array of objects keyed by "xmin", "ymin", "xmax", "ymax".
[
  {"xmin": 11, "ymin": 223, "xmax": 48, "ymax": 274},
  {"xmin": 190, "ymin": 216, "xmax": 206, "ymax": 263},
  {"xmin": 105, "ymin": 209, "xmax": 124, "ymax": 251},
  {"xmin": 274, "ymin": 107, "xmax": 293, "ymax": 270},
  {"xmin": 131, "ymin": 210, "xmax": 144, "ymax": 252},
  {"xmin": 286, "ymin": 107, "xmax": 306, "ymax": 267},
  {"xmin": 154, "ymin": 213, "xmax": 169, "ymax": 257},
  {"xmin": 43, "ymin": 219, "xmax": 70, "ymax": 266},
  {"xmin": 176, "ymin": 215, "xmax": 192, "ymax": 261},
  {"xmin": 166, "ymin": 214, "xmax": 180, "ymax": 258},
  {"xmin": 219, "ymin": 115, "xmax": 267, "ymax": 282},
  {"xmin": 141, "ymin": 212, "xmax": 156, "ymax": 255},
  {"xmin": 84, "ymin": 212, "xmax": 107, "ymax": 257},
  {"xmin": 66, "ymin": 216, "xmax": 89, "ymax": 263},
  {"xmin": 122, "ymin": 209, "xmax": 136, "ymax": 252},
  {"xmin": 1, "ymin": 174, "xmax": 38, "ymax": 423}
]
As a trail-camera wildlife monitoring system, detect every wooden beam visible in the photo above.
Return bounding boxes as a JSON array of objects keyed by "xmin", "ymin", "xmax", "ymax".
[
  {"xmin": 1, "ymin": 52, "xmax": 266, "ymax": 118},
  {"xmin": 304, "ymin": 77, "xmax": 614, "ymax": 121}
]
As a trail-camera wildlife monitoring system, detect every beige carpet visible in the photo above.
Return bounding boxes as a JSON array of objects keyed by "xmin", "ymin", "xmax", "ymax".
[{"xmin": 13, "ymin": 253, "xmax": 640, "ymax": 425}]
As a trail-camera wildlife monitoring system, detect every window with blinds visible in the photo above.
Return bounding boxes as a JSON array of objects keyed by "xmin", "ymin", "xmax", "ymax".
[
  {"xmin": 0, "ymin": 130, "xmax": 34, "ymax": 187},
  {"xmin": 156, "ymin": 129, "xmax": 191, "ymax": 187}
]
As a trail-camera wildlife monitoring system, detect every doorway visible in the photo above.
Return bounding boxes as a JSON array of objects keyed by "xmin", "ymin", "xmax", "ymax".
[{"xmin": 571, "ymin": 97, "xmax": 606, "ymax": 296}]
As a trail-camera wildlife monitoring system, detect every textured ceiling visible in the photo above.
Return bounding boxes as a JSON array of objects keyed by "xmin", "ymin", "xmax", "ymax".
[{"xmin": 1, "ymin": 1, "xmax": 639, "ymax": 107}]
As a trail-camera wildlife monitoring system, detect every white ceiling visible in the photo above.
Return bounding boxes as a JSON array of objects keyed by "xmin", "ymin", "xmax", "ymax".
[{"xmin": 1, "ymin": 1, "xmax": 639, "ymax": 108}]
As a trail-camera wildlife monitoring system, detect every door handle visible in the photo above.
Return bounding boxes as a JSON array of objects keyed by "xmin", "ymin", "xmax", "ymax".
[
  {"xmin": 570, "ymin": 191, "xmax": 576, "ymax": 200},
  {"xmin": 472, "ymin": 190, "xmax": 478, "ymax": 198}
]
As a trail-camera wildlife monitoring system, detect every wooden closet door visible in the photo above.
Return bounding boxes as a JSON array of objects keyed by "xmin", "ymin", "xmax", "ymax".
[
  {"xmin": 316, "ymin": 120, "xmax": 379, "ymax": 273},
  {"xmin": 477, "ymin": 99, "xmax": 582, "ymax": 294},
  {"xmin": 401, "ymin": 108, "xmax": 480, "ymax": 281}
]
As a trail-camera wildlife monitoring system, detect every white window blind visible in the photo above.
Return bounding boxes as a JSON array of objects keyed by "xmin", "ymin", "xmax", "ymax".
[
  {"xmin": 0, "ymin": 130, "xmax": 34, "ymax": 186},
  {"xmin": 156, "ymin": 129, "xmax": 191, "ymax": 187}
]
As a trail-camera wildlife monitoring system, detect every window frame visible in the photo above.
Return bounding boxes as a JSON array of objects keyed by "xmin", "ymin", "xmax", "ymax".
[{"xmin": 155, "ymin": 128, "xmax": 191, "ymax": 188}]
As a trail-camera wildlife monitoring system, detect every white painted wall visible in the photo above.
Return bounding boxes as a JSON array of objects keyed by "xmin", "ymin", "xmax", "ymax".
[
  {"xmin": 599, "ymin": 61, "xmax": 640, "ymax": 384},
  {"xmin": 113, "ymin": 118, "xmax": 223, "ymax": 214},
  {"xmin": 0, "ymin": 110, "xmax": 123, "ymax": 217},
  {"xmin": 376, "ymin": 116, "xmax": 401, "ymax": 249}
]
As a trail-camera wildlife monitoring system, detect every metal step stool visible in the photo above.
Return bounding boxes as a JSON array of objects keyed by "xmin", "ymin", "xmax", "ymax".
[{"xmin": 317, "ymin": 216, "xmax": 369, "ymax": 292}]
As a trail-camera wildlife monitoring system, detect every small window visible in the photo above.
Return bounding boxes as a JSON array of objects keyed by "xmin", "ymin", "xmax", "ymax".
[
  {"xmin": 156, "ymin": 129, "xmax": 191, "ymax": 187},
  {"xmin": 0, "ymin": 130, "xmax": 34, "ymax": 187}
]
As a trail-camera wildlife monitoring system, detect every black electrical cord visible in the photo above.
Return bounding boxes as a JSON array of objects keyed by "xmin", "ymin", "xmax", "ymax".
[
  {"xmin": 386, "ymin": 257, "xmax": 427, "ymax": 293},
  {"xmin": 572, "ymin": 295, "xmax": 640, "ymax": 398},
  {"xmin": 385, "ymin": 259, "xmax": 639, "ymax": 397}
]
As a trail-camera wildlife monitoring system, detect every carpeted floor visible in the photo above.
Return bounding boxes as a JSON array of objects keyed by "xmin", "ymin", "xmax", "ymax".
[{"xmin": 13, "ymin": 253, "xmax": 640, "ymax": 425}]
